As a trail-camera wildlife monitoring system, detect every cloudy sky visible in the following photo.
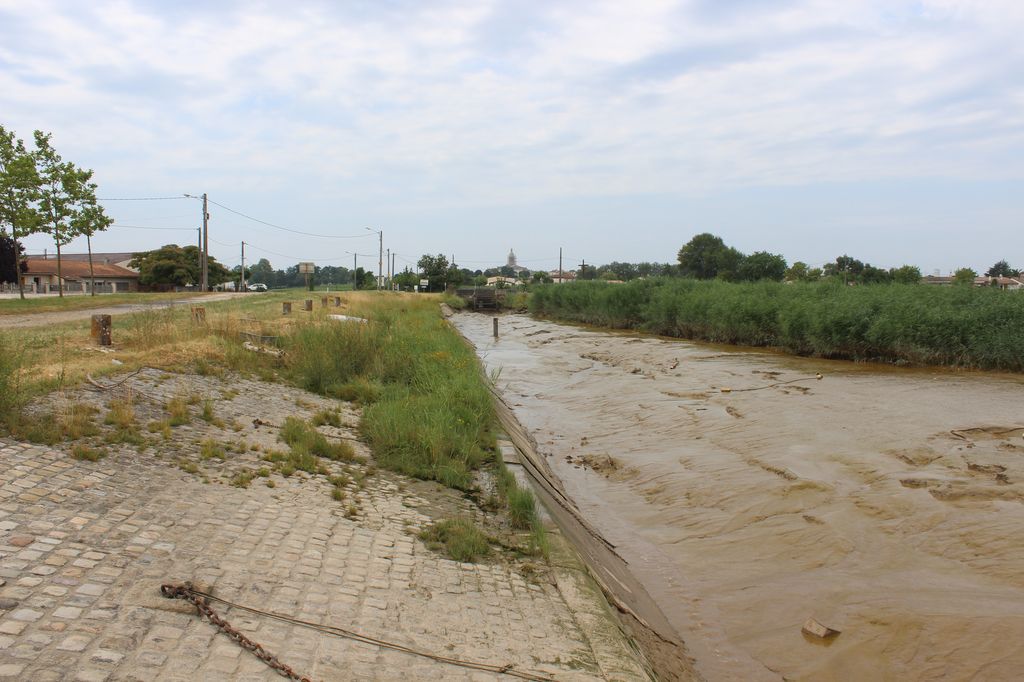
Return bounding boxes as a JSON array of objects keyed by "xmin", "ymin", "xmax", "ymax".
[{"xmin": 2, "ymin": 0, "xmax": 1021, "ymax": 275}]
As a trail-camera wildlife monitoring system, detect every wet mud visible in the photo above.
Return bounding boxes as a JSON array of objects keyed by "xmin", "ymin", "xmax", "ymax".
[{"xmin": 455, "ymin": 313, "xmax": 1024, "ymax": 681}]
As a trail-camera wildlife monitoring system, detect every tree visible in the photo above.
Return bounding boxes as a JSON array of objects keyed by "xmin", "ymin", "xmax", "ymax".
[
  {"xmin": 72, "ymin": 192, "xmax": 113, "ymax": 296},
  {"xmin": 34, "ymin": 131, "xmax": 93, "ymax": 298},
  {"xmin": 823, "ymin": 255, "xmax": 864, "ymax": 283},
  {"xmin": 889, "ymin": 265, "xmax": 922, "ymax": 284},
  {"xmin": 0, "ymin": 125, "xmax": 41, "ymax": 298},
  {"xmin": 737, "ymin": 251, "xmax": 787, "ymax": 281},
  {"xmin": 0, "ymin": 235, "xmax": 26, "ymax": 286},
  {"xmin": 677, "ymin": 233, "xmax": 743, "ymax": 280},
  {"xmin": 986, "ymin": 260, "xmax": 1018, "ymax": 277},
  {"xmin": 129, "ymin": 244, "xmax": 231, "ymax": 288},
  {"xmin": 785, "ymin": 261, "xmax": 811, "ymax": 282},
  {"xmin": 417, "ymin": 254, "xmax": 449, "ymax": 292},
  {"xmin": 953, "ymin": 267, "xmax": 977, "ymax": 285}
]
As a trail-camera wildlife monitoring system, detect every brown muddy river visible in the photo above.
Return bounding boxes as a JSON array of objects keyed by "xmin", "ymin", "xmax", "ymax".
[{"xmin": 454, "ymin": 313, "xmax": 1024, "ymax": 681}]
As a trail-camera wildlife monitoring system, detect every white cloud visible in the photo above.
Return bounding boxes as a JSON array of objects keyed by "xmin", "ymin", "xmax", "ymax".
[{"xmin": 1, "ymin": 0, "xmax": 1022, "ymax": 269}]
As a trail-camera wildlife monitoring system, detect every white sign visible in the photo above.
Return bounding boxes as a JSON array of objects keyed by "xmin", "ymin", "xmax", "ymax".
[
  {"xmin": 420, "ymin": 279, "xmax": 429, "ymax": 287},
  {"xmin": 298, "ymin": 262, "xmax": 315, "ymax": 274}
]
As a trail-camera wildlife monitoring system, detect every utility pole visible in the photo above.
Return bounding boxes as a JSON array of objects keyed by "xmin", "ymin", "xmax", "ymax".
[
  {"xmin": 201, "ymin": 193, "xmax": 209, "ymax": 291},
  {"xmin": 386, "ymin": 248, "xmax": 390, "ymax": 289},
  {"xmin": 353, "ymin": 253, "xmax": 357, "ymax": 290},
  {"xmin": 391, "ymin": 253, "xmax": 396, "ymax": 289},
  {"xmin": 559, "ymin": 247, "xmax": 563, "ymax": 284},
  {"xmin": 240, "ymin": 241, "xmax": 246, "ymax": 292},
  {"xmin": 378, "ymin": 230, "xmax": 383, "ymax": 291}
]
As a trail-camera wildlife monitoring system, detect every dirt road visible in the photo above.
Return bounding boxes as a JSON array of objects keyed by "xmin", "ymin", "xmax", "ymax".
[
  {"xmin": 0, "ymin": 292, "xmax": 238, "ymax": 328},
  {"xmin": 456, "ymin": 313, "xmax": 1024, "ymax": 681}
]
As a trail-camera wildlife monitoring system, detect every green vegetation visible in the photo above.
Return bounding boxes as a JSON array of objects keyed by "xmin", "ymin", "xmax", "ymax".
[
  {"xmin": 71, "ymin": 443, "xmax": 106, "ymax": 462},
  {"xmin": 287, "ymin": 298, "xmax": 495, "ymax": 489},
  {"xmin": 278, "ymin": 416, "xmax": 356, "ymax": 462},
  {"xmin": 200, "ymin": 439, "xmax": 226, "ymax": 460},
  {"xmin": 531, "ymin": 278, "xmax": 1024, "ymax": 370},
  {"xmin": 419, "ymin": 518, "xmax": 491, "ymax": 563}
]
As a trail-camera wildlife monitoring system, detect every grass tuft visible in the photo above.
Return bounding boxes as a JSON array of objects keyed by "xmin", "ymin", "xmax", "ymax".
[{"xmin": 419, "ymin": 518, "xmax": 491, "ymax": 563}]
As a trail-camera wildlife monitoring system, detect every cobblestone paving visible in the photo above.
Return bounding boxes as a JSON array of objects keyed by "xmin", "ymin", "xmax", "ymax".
[{"xmin": 0, "ymin": 371, "xmax": 649, "ymax": 681}]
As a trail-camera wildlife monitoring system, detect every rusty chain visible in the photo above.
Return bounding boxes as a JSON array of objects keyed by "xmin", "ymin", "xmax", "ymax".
[
  {"xmin": 161, "ymin": 582, "xmax": 556, "ymax": 681},
  {"xmin": 161, "ymin": 583, "xmax": 314, "ymax": 682}
]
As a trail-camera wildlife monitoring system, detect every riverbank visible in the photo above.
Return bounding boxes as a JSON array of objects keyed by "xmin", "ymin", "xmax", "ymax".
[
  {"xmin": 0, "ymin": 367, "xmax": 648, "ymax": 680},
  {"xmin": 529, "ymin": 278, "xmax": 1024, "ymax": 370},
  {"xmin": 457, "ymin": 312, "xmax": 1024, "ymax": 681}
]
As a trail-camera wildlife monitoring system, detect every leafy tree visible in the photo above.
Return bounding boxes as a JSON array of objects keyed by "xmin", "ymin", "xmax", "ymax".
[
  {"xmin": 417, "ymin": 254, "xmax": 450, "ymax": 292},
  {"xmin": 823, "ymin": 255, "xmax": 864, "ymax": 283},
  {"xmin": 34, "ymin": 131, "xmax": 104, "ymax": 297},
  {"xmin": 785, "ymin": 261, "xmax": 811, "ymax": 282},
  {"xmin": 129, "ymin": 244, "xmax": 231, "ymax": 288},
  {"xmin": 0, "ymin": 125, "xmax": 41, "ymax": 298},
  {"xmin": 986, "ymin": 260, "xmax": 1018, "ymax": 277},
  {"xmin": 393, "ymin": 269, "xmax": 419, "ymax": 289},
  {"xmin": 678, "ymin": 233, "xmax": 743, "ymax": 280},
  {"xmin": 72, "ymin": 191, "xmax": 113, "ymax": 296},
  {"xmin": 737, "ymin": 251, "xmax": 787, "ymax": 282},
  {"xmin": 0, "ymin": 235, "xmax": 26, "ymax": 286},
  {"xmin": 859, "ymin": 264, "xmax": 891, "ymax": 284},
  {"xmin": 889, "ymin": 265, "xmax": 921, "ymax": 284},
  {"xmin": 953, "ymin": 267, "xmax": 977, "ymax": 285}
]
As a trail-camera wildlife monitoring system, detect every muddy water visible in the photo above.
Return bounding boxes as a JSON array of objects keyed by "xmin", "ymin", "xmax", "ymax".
[{"xmin": 454, "ymin": 313, "xmax": 1024, "ymax": 681}]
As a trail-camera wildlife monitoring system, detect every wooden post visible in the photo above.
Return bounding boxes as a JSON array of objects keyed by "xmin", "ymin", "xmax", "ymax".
[
  {"xmin": 304, "ymin": 299, "xmax": 313, "ymax": 311},
  {"xmin": 493, "ymin": 317, "xmax": 498, "ymax": 339},
  {"xmin": 91, "ymin": 314, "xmax": 112, "ymax": 346},
  {"xmin": 321, "ymin": 296, "xmax": 328, "ymax": 307},
  {"xmin": 282, "ymin": 302, "xmax": 292, "ymax": 315},
  {"xmin": 333, "ymin": 297, "xmax": 341, "ymax": 307}
]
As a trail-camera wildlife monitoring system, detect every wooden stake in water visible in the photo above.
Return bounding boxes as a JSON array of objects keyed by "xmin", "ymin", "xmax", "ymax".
[{"xmin": 493, "ymin": 317, "xmax": 498, "ymax": 339}]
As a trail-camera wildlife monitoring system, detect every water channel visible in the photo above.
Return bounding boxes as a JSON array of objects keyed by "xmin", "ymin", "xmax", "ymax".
[{"xmin": 454, "ymin": 313, "xmax": 1024, "ymax": 681}]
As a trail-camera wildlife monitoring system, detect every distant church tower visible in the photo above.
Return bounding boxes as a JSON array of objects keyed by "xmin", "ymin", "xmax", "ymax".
[{"xmin": 507, "ymin": 248, "xmax": 518, "ymax": 269}]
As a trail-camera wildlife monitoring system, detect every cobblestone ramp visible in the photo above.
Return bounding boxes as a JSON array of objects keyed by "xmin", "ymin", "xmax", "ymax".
[{"xmin": 0, "ymin": 439, "xmax": 648, "ymax": 681}]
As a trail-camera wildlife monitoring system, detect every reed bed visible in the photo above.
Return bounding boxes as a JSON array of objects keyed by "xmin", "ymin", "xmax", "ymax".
[{"xmin": 530, "ymin": 279, "xmax": 1024, "ymax": 370}]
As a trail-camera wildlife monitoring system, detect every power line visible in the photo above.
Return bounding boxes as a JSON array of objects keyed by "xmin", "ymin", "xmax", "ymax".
[
  {"xmin": 110, "ymin": 223, "xmax": 197, "ymax": 231},
  {"xmin": 99, "ymin": 196, "xmax": 188, "ymax": 201},
  {"xmin": 205, "ymin": 198, "xmax": 369, "ymax": 239},
  {"xmin": 244, "ymin": 242, "xmax": 353, "ymax": 263}
]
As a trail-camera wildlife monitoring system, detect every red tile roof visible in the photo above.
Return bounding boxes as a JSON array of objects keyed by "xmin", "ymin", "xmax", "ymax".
[{"xmin": 24, "ymin": 258, "xmax": 139, "ymax": 280}]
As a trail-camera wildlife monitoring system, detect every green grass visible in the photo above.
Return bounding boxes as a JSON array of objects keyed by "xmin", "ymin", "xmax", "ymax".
[
  {"xmin": 70, "ymin": 443, "xmax": 107, "ymax": 462},
  {"xmin": 278, "ymin": 416, "xmax": 356, "ymax": 462},
  {"xmin": 530, "ymin": 278, "xmax": 1024, "ymax": 370},
  {"xmin": 0, "ymin": 291, "xmax": 212, "ymax": 316},
  {"xmin": 286, "ymin": 297, "xmax": 496, "ymax": 490},
  {"xmin": 419, "ymin": 518, "xmax": 491, "ymax": 562}
]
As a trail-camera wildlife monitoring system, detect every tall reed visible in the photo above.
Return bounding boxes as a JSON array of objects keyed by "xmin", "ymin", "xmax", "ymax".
[{"xmin": 530, "ymin": 279, "xmax": 1024, "ymax": 370}]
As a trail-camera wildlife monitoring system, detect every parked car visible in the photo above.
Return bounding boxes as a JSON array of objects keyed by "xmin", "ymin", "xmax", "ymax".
[{"xmin": 247, "ymin": 283, "xmax": 268, "ymax": 292}]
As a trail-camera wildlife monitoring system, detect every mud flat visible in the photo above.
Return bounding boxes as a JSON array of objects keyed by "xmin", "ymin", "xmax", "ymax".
[{"xmin": 455, "ymin": 313, "xmax": 1024, "ymax": 681}]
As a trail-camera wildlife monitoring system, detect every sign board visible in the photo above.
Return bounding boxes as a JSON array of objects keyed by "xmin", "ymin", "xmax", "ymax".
[
  {"xmin": 298, "ymin": 262, "xmax": 315, "ymax": 274},
  {"xmin": 420, "ymin": 279, "xmax": 429, "ymax": 287}
]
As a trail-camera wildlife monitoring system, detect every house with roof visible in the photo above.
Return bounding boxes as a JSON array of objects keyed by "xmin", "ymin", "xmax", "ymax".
[{"xmin": 21, "ymin": 257, "xmax": 140, "ymax": 294}]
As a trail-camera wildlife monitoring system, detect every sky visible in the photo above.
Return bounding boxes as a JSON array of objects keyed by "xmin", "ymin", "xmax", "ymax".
[{"xmin": 1, "ymin": 0, "xmax": 1022, "ymax": 276}]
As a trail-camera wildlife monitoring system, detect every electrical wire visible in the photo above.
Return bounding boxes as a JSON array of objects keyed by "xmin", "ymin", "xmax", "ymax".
[
  {"xmin": 98, "ymin": 196, "xmax": 188, "ymax": 201},
  {"xmin": 206, "ymin": 198, "xmax": 370, "ymax": 239},
  {"xmin": 110, "ymin": 223, "xmax": 197, "ymax": 231}
]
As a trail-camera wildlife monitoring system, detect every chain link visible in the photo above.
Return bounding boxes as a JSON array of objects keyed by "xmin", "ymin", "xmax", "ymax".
[{"xmin": 161, "ymin": 583, "xmax": 314, "ymax": 682}]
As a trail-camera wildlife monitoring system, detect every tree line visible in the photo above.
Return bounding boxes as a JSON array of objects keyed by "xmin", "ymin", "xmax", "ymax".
[{"xmin": 0, "ymin": 124, "xmax": 112, "ymax": 298}]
